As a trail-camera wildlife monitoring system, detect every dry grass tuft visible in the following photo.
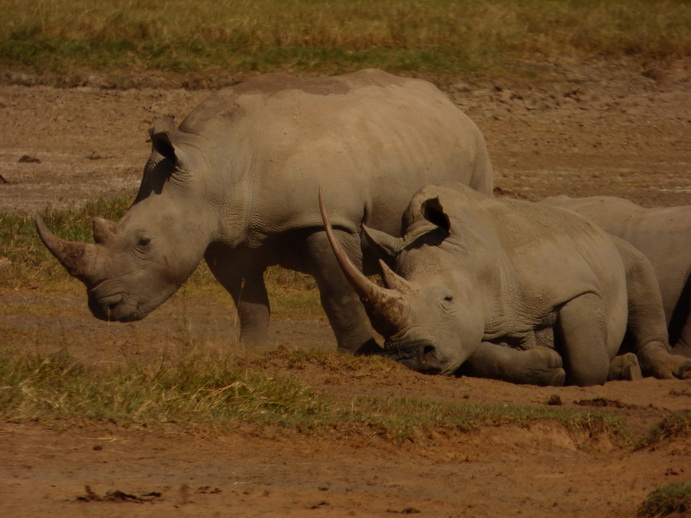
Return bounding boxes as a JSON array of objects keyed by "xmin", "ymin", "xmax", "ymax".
[
  {"xmin": 634, "ymin": 412, "xmax": 691, "ymax": 450},
  {"xmin": 638, "ymin": 482, "xmax": 691, "ymax": 517}
]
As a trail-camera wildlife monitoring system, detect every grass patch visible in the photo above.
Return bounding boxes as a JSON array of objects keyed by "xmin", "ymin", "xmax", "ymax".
[
  {"xmin": 339, "ymin": 394, "xmax": 628, "ymax": 444},
  {"xmin": 638, "ymin": 482, "xmax": 691, "ymax": 517},
  {"xmin": 261, "ymin": 348, "xmax": 630, "ymax": 443},
  {"xmin": 0, "ymin": 345, "xmax": 628, "ymax": 444},
  {"xmin": 1, "ymin": 0, "xmax": 689, "ymax": 81},
  {"xmin": 0, "ymin": 346, "xmax": 325, "ymax": 426}
]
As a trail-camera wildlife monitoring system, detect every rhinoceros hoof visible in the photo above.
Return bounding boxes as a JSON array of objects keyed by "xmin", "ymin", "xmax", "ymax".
[
  {"xmin": 531, "ymin": 367, "xmax": 566, "ymax": 387},
  {"xmin": 677, "ymin": 359, "xmax": 691, "ymax": 379},
  {"xmin": 609, "ymin": 353, "xmax": 642, "ymax": 381}
]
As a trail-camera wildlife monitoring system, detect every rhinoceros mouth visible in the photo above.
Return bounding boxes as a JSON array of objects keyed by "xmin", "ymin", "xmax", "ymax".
[
  {"xmin": 384, "ymin": 339, "xmax": 445, "ymax": 375},
  {"xmin": 88, "ymin": 292, "xmax": 143, "ymax": 322}
]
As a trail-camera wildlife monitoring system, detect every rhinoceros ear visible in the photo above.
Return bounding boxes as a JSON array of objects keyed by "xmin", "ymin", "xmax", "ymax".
[
  {"xmin": 421, "ymin": 196, "xmax": 451, "ymax": 234},
  {"xmin": 148, "ymin": 116, "xmax": 188, "ymax": 170},
  {"xmin": 361, "ymin": 225, "xmax": 403, "ymax": 260}
]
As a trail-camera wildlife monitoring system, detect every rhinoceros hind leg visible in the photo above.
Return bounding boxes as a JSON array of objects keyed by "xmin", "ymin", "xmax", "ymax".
[
  {"xmin": 608, "ymin": 353, "xmax": 642, "ymax": 381},
  {"xmin": 303, "ymin": 229, "xmax": 382, "ymax": 355},
  {"xmin": 638, "ymin": 342, "xmax": 691, "ymax": 379},
  {"xmin": 461, "ymin": 342, "xmax": 565, "ymax": 386},
  {"xmin": 669, "ymin": 286, "xmax": 691, "ymax": 357},
  {"xmin": 670, "ymin": 323, "xmax": 691, "ymax": 358},
  {"xmin": 612, "ymin": 237, "xmax": 688, "ymax": 378},
  {"xmin": 556, "ymin": 293, "xmax": 611, "ymax": 386}
]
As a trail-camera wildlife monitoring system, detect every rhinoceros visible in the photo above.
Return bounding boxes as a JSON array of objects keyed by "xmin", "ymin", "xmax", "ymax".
[
  {"xmin": 540, "ymin": 195, "xmax": 690, "ymax": 358},
  {"xmin": 321, "ymin": 182, "xmax": 691, "ymax": 386},
  {"xmin": 34, "ymin": 69, "xmax": 493, "ymax": 354}
]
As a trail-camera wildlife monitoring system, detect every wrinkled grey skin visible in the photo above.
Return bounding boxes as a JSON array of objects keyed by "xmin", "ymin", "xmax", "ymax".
[
  {"xmin": 34, "ymin": 69, "xmax": 493, "ymax": 354},
  {"xmin": 321, "ymin": 182, "xmax": 691, "ymax": 386},
  {"xmin": 541, "ymin": 195, "xmax": 691, "ymax": 358}
]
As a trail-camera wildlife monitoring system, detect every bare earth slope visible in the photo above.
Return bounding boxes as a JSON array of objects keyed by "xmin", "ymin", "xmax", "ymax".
[{"xmin": 1, "ymin": 59, "xmax": 690, "ymax": 517}]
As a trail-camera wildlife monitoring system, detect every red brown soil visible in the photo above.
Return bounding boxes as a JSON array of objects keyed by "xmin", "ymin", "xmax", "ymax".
[{"xmin": 1, "ymin": 58, "xmax": 690, "ymax": 517}]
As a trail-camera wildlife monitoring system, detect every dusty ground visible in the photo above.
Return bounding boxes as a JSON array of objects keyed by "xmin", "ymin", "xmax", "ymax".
[{"xmin": 1, "ymin": 58, "xmax": 690, "ymax": 517}]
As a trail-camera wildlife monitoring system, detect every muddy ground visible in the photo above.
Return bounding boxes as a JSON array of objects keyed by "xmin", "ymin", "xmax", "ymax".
[{"xmin": 0, "ymin": 58, "xmax": 690, "ymax": 517}]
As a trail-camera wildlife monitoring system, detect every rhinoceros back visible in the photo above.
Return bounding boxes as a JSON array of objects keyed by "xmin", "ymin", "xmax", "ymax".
[{"xmin": 177, "ymin": 69, "xmax": 493, "ymax": 238}]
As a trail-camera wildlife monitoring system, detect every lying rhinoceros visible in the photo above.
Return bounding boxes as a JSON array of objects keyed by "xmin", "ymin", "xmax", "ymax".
[
  {"xmin": 35, "ymin": 69, "xmax": 493, "ymax": 354},
  {"xmin": 320, "ymin": 182, "xmax": 691, "ymax": 386},
  {"xmin": 540, "ymin": 195, "xmax": 690, "ymax": 358}
]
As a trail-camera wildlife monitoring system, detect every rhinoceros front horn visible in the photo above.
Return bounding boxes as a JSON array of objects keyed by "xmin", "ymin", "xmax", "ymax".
[
  {"xmin": 35, "ymin": 213, "xmax": 98, "ymax": 283},
  {"xmin": 319, "ymin": 189, "xmax": 410, "ymax": 337}
]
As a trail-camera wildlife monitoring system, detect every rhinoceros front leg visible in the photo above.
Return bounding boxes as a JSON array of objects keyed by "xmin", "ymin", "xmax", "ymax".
[
  {"xmin": 556, "ymin": 293, "xmax": 612, "ymax": 386},
  {"xmin": 205, "ymin": 254, "xmax": 270, "ymax": 345},
  {"xmin": 460, "ymin": 342, "xmax": 566, "ymax": 386},
  {"xmin": 302, "ymin": 229, "xmax": 382, "ymax": 355}
]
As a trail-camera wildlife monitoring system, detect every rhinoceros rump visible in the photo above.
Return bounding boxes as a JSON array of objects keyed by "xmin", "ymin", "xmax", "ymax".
[
  {"xmin": 321, "ymin": 183, "xmax": 691, "ymax": 386},
  {"xmin": 35, "ymin": 69, "xmax": 493, "ymax": 354},
  {"xmin": 541, "ymin": 195, "xmax": 691, "ymax": 358}
]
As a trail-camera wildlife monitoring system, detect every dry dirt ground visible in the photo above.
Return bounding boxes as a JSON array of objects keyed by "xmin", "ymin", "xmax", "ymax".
[{"xmin": 1, "ymin": 58, "xmax": 690, "ymax": 517}]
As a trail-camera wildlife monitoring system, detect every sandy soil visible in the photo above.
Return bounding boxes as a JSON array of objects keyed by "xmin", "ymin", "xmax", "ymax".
[{"xmin": 1, "ymin": 58, "xmax": 690, "ymax": 517}]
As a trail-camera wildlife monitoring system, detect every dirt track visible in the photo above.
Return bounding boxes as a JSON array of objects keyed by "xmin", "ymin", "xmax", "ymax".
[{"xmin": 1, "ymin": 58, "xmax": 690, "ymax": 517}]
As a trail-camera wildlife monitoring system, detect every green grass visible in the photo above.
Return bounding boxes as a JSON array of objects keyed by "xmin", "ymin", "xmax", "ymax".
[
  {"xmin": 1, "ymin": 0, "xmax": 689, "ymax": 82},
  {"xmin": 638, "ymin": 482, "xmax": 691, "ymax": 517},
  {"xmin": 0, "ymin": 345, "xmax": 629, "ymax": 444}
]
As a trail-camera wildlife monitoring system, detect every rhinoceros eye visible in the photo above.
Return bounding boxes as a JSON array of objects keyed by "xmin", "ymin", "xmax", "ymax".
[
  {"xmin": 137, "ymin": 237, "xmax": 151, "ymax": 248},
  {"xmin": 443, "ymin": 295, "xmax": 454, "ymax": 302}
]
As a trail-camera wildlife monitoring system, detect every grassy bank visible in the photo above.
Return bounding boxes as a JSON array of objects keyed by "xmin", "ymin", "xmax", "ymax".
[
  {"xmin": 0, "ymin": 344, "xmax": 633, "ymax": 445},
  {"xmin": 1, "ymin": 0, "xmax": 689, "ymax": 82}
]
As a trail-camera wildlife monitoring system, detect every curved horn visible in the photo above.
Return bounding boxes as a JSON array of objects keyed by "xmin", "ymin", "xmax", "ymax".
[
  {"xmin": 35, "ymin": 213, "xmax": 98, "ymax": 282},
  {"xmin": 318, "ymin": 189, "xmax": 410, "ymax": 337}
]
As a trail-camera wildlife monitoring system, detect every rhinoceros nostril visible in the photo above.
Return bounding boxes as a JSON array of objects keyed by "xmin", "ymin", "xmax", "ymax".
[
  {"xmin": 104, "ymin": 300, "xmax": 119, "ymax": 321},
  {"xmin": 89, "ymin": 294, "xmax": 123, "ymax": 321},
  {"xmin": 416, "ymin": 344, "xmax": 443, "ymax": 374}
]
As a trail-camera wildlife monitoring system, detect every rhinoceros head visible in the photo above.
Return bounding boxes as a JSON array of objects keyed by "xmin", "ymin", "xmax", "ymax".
[
  {"xmin": 319, "ymin": 190, "xmax": 484, "ymax": 375},
  {"xmin": 36, "ymin": 116, "xmax": 218, "ymax": 322}
]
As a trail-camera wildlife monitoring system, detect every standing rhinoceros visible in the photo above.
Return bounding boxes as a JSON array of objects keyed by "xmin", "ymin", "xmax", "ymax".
[
  {"xmin": 321, "ymin": 182, "xmax": 691, "ymax": 386},
  {"xmin": 35, "ymin": 69, "xmax": 493, "ymax": 354},
  {"xmin": 540, "ymin": 195, "xmax": 690, "ymax": 358}
]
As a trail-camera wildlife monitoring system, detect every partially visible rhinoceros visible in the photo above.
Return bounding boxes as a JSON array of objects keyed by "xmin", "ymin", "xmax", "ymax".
[
  {"xmin": 35, "ymin": 69, "xmax": 493, "ymax": 354},
  {"xmin": 321, "ymin": 182, "xmax": 691, "ymax": 386},
  {"xmin": 541, "ymin": 195, "xmax": 690, "ymax": 358}
]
